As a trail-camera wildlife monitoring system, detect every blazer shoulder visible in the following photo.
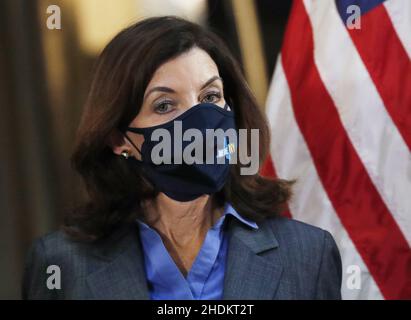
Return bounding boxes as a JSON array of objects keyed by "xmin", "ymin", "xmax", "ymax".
[
  {"xmin": 22, "ymin": 224, "xmax": 137, "ymax": 300},
  {"xmin": 29, "ymin": 230, "xmax": 95, "ymax": 267},
  {"xmin": 262, "ymin": 216, "xmax": 342, "ymax": 299},
  {"xmin": 38, "ymin": 230, "xmax": 79, "ymax": 253},
  {"xmin": 265, "ymin": 216, "xmax": 333, "ymax": 244},
  {"xmin": 264, "ymin": 216, "xmax": 341, "ymax": 263}
]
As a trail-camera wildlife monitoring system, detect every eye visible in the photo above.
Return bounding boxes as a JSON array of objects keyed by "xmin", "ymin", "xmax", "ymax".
[
  {"xmin": 154, "ymin": 100, "xmax": 175, "ymax": 114},
  {"xmin": 202, "ymin": 92, "xmax": 221, "ymax": 104}
]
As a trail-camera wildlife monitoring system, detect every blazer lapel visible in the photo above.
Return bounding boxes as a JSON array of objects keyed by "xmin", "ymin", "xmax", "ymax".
[
  {"xmin": 86, "ymin": 224, "xmax": 150, "ymax": 300},
  {"xmin": 223, "ymin": 217, "xmax": 283, "ymax": 299}
]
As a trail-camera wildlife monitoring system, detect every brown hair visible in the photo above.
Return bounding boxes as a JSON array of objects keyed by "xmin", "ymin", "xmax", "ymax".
[{"xmin": 65, "ymin": 16, "xmax": 292, "ymax": 242}]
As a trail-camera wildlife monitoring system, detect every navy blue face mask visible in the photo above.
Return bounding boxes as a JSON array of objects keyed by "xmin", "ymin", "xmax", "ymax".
[{"xmin": 123, "ymin": 102, "xmax": 237, "ymax": 201}]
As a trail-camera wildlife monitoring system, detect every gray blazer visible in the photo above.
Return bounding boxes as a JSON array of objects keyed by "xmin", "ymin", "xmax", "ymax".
[{"xmin": 22, "ymin": 216, "xmax": 342, "ymax": 299}]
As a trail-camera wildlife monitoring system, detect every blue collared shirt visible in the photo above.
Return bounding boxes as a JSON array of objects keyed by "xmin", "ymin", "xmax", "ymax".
[{"xmin": 136, "ymin": 202, "xmax": 258, "ymax": 300}]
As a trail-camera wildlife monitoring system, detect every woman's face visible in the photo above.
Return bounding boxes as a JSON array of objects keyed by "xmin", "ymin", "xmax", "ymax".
[{"xmin": 114, "ymin": 47, "xmax": 226, "ymax": 158}]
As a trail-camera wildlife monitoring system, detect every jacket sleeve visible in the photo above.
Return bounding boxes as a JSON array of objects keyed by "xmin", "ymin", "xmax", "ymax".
[
  {"xmin": 314, "ymin": 230, "xmax": 343, "ymax": 300},
  {"xmin": 22, "ymin": 238, "xmax": 56, "ymax": 300}
]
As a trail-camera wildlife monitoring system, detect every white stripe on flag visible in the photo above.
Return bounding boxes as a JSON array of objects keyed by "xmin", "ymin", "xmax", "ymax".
[
  {"xmin": 384, "ymin": 0, "xmax": 411, "ymax": 58},
  {"xmin": 303, "ymin": 0, "xmax": 411, "ymax": 245},
  {"xmin": 266, "ymin": 57, "xmax": 383, "ymax": 299}
]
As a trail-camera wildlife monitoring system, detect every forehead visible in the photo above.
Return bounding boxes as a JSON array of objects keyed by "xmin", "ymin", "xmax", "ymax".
[{"xmin": 146, "ymin": 47, "xmax": 220, "ymax": 88}]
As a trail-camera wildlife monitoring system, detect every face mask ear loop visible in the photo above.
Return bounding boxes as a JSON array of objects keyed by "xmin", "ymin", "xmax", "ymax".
[{"xmin": 123, "ymin": 132, "xmax": 142, "ymax": 157}]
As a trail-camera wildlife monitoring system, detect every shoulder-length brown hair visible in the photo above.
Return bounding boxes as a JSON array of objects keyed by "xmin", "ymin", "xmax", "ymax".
[{"xmin": 65, "ymin": 16, "xmax": 292, "ymax": 242}]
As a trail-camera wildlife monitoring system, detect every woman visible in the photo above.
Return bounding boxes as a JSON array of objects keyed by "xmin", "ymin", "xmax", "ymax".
[{"xmin": 22, "ymin": 16, "xmax": 342, "ymax": 300}]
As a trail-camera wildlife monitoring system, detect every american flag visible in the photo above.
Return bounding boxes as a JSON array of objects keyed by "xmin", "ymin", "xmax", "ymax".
[{"xmin": 262, "ymin": 0, "xmax": 411, "ymax": 299}]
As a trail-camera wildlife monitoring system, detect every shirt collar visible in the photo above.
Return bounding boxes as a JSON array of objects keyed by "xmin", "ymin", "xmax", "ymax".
[{"xmin": 223, "ymin": 202, "xmax": 259, "ymax": 229}]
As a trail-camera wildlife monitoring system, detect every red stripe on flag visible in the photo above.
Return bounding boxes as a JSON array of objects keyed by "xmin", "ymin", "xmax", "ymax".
[
  {"xmin": 281, "ymin": 0, "xmax": 411, "ymax": 299},
  {"xmin": 348, "ymin": 5, "xmax": 411, "ymax": 150},
  {"xmin": 260, "ymin": 155, "xmax": 276, "ymax": 177},
  {"xmin": 260, "ymin": 156, "xmax": 292, "ymax": 218}
]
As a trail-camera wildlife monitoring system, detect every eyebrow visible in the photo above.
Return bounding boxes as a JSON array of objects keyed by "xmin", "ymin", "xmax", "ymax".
[{"xmin": 143, "ymin": 75, "xmax": 223, "ymax": 100}]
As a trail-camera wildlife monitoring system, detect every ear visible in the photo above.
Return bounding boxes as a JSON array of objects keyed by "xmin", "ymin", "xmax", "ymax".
[{"xmin": 107, "ymin": 129, "xmax": 130, "ymax": 156}]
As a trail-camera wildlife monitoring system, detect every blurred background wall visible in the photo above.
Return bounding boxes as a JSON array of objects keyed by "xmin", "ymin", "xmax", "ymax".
[{"xmin": 0, "ymin": 0, "xmax": 291, "ymax": 299}]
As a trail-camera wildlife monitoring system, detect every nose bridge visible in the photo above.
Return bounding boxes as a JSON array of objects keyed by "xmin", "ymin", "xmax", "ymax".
[
  {"xmin": 183, "ymin": 90, "xmax": 199, "ymax": 109},
  {"xmin": 180, "ymin": 80, "xmax": 201, "ymax": 110}
]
